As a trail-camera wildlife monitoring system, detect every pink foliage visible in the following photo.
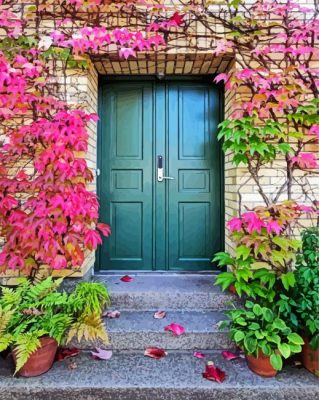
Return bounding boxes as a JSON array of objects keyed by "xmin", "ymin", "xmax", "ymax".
[{"xmin": 291, "ymin": 153, "xmax": 319, "ymax": 169}]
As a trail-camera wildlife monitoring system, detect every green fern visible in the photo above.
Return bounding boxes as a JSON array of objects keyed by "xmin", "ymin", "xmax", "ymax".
[
  {"xmin": 13, "ymin": 332, "xmax": 42, "ymax": 374},
  {"xmin": 67, "ymin": 313, "xmax": 109, "ymax": 345},
  {"xmin": 0, "ymin": 305, "xmax": 15, "ymax": 334},
  {"xmin": 26, "ymin": 277, "xmax": 63, "ymax": 301},
  {"xmin": 0, "ymin": 287, "xmax": 22, "ymax": 308},
  {"xmin": 0, "ymin": 277, "xmax": 110, "ymax": 373},
  {"xmin": 69, "ymin": 281, "xmax": 110, "ymax": 315},
  {"xmin": 0, "ymin": 333, "xmax": 13, "ymax": 352}
]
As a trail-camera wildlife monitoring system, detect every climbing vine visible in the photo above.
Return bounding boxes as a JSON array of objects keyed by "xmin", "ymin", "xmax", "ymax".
[{"xmin": 0, "ymin": 0, "xmax": 318, "ymax": 280}]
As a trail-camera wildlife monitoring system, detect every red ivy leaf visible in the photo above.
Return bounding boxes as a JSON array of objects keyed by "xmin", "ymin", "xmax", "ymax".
[
  {"xmin": 164, "ymin": 323, "xmax": 185, "ymax": 336},
  {"xmin": 222, "ymin": 351, "xmax": 242, "ymax": 361},
  {"xmin": 202, "ymin": 361, "xmax": 226, "ymax": 383},
  {"xmin": 144, "ymin": 347, "xmax": 168, "ymax": 359},
  {"xmin": 120, "ymin": 275, "xmax": 133, "ymax": 282},
  {"xmin": 194, "ymin": 351, "xmax": 205, "ymax": 359},
  {"xmin": 153, "ymin": 311, "xmax": 166, "ymax": 319},
  {"xmin": 56, "ymin": 347, "xmax": 80, "ymax": 361}
]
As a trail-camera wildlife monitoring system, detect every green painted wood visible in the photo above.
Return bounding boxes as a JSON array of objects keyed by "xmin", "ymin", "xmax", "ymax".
[
  {"xmin": 98, "ymin": 82, "xmax": 154, "ymax": 269},
  {"xmin": 97, "ymin": 79, "xmax": 222, "ymax": 271},
  {"xmin": 167, "ymin": 83, "xmax": 222, "ymax": 270}
]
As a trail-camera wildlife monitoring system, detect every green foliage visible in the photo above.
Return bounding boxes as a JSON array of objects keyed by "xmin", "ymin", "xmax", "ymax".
[
  {"xmin": 289, "ymin": 228, "xmax": 319, "ymax": 349},
  {"xmin": 225, "ymin": 300, "xmax": 304, "ymax": 370},
  {"xmin": 287, "ymin": 99, "xmax": 319, "ymax": 128},
  {"xmin": 0, "ymin": 277, "xmax": 110, "ymax": 374},
  {"xmin": 218, "ymin": 118, "xmax": 292, "ymax": 166}
]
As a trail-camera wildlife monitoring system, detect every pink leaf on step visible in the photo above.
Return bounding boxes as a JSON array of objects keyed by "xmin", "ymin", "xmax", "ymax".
[
  {"xmin": 154, "ymin": 311, "xmax": 166, "ymax": 319},
  {"xmin": 120, "ymin": 275, "xmax": 133, "ymax": 282},
  {"xmin": 144, "ymin": 347, "xmax": 168, "ymax": 359},
  {"xmin": 222, "ymin": 351, "xmax": 241, "ymax": 361},
  {"xmin": 102, "ymin": 310, "xmax": 121, "ymax": 319},
  {"xmin": 91, "ymin": 348, "xmax": 113, "ymax": 360},
  {"xmin": 202, "ymin": 361, "xmax": 226, "ymax": 383},
  {"xmin": 194, "ymin": 351, "xmax": 205, "ymax": 359},
  {"xmin": 164, "ymin": 323, "xmax": 185, "ymax": 336}
]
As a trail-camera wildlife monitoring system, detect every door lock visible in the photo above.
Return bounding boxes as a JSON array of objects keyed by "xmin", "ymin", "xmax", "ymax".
[{"xmin": 157, "ymin": 155, "xmax": 175, "ymax": 182}]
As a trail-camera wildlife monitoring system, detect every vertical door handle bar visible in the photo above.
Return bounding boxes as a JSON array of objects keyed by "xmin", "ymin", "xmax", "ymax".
[{"xmin": 157, "ymin": 155, "xmax": 175, "ymax": 182}]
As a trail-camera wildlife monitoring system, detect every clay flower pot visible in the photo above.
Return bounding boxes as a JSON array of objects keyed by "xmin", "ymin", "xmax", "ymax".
[
  {"xmin": 13, "ymin": 337, "xmax": 58, "ymax": 377},
  {"xmin": 246, "ymin": 351, "xmax": 278, "ymax": 378},
  {"xmin": 301, "ymin": 337, "xmax": 319, "ymax": 376}
]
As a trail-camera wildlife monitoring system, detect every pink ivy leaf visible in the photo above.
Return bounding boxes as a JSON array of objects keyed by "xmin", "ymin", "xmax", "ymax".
[
  {"xmin": 144, "ymin": 347, "xmax": 168, "ymax": 359},
  {"xmin": 194, "ymin": 351, "xmax": 205, "ymax": 359},
  {"xmin": 202, "ymin": 361, "xmax": 226, "ymax": 383},
  {"xmin": 96, "ymin": 223, "xmax": 111, "ymax": 237},
  {"xmin": 119, "ymin": 47, "xmax": 136, "ymax": 59},
  {"xmin": 91, "ymin": 348, "xmax": 113, "ymax": 360},
  {"xmin": 154, "ymin": 311, "xmax": 166, "ymax": 319},
  {"xmin": 214, "ymin": 73, "xmax": 229, "ymax": 84},
  {"xmin": 164, "ymin": 323, "xmax": 185, "ymax": 336},
  {"xmin": 102, "ymin": 310, "xmax": 121, "ymax": 319},
  {"xmin": 222, "ymin": 351, "xmax": 241, "ymax": 361},
  {"xmin": 227, "ymin": 217, "xmax": 242, "ymax": 233},
  {"xmin": 291, "ymin": 153, "xmax": 319, "ymax": 169},
  {"xmin": 120, "ymin": 275, "xmax": 133, "ymax": 282}
]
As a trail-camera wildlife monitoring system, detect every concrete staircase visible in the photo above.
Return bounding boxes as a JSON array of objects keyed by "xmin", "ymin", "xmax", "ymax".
[{"xmin": 0, "ymin": 273, "xmax": 318, "ymax": 400}]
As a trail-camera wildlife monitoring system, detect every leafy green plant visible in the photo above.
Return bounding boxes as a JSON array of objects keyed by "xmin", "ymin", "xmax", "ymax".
[
  {"xmin": 0, "ymin": 277, "xmax": 110, "ymax": 374},
  {"xmin": 223, "ymin": 300, "xmax": 304, "ymax": 371},
  {"xmin": 289, "ymin": 228, "xmax": 319, "ymax": 350}
]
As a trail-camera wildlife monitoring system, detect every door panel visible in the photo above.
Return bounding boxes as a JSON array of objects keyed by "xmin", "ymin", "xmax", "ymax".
[
  {"xmin": 98, "ymin": 82, "xmax": 154, "ymax": 269},
  {"xmin": 167, "ymin": 83, "xmax": 222, "ymax": 270},
  {"xmin": 97, "ymin": 79, "xmax": 222, "ymax": 271}
]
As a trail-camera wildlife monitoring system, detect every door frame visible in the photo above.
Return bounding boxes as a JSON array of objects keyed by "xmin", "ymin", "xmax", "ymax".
[{"xmin": 95, "ymin": 75, "xmax": 225, "ymax": 273}]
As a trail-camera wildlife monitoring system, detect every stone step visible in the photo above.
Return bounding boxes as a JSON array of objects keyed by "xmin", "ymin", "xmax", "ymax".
[
  {"xmin": 1, "ymin": 351, "xmax": 318, "ymax": 400},
  {"xmin": 106, "ymin": 310, "xmax": 232, "ymax": 350},
  {"xmin": 96, "ymin": 273, "xmax": 238, "ymax": 311}
]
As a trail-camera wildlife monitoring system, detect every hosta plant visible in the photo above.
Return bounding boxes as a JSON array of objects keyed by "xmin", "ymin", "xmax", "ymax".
[
  {"xmin": 223, "ymin": 300, "xmax": 304, "ymax": 373},
  {"xmin": 0, "ymin": 277, "xmax": 110, "ymax": 374}
]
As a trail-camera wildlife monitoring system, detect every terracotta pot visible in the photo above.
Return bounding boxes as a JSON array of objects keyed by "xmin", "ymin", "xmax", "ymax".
[
  {"xmin": 13, "ymin": 337, "xmax": 58, "ymax": 377},
  {"xmin": 301, "ymin": 336, "xmax": 319, "ymax": 376},
  {"xmin": 246, "ymin": 351, "xmax": 278, "ymax": 378}
]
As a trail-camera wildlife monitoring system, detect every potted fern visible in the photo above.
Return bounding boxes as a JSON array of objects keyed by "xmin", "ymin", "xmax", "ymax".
[{"xmin": 0, "ymin": 277, "xmax": 110, "ymax": 377}]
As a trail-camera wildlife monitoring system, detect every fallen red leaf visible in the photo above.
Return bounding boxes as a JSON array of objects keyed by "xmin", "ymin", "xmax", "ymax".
[
  {"xmin": 153, "ymin": 311, "xmax": 166, "ymax": 319},
  {"xmin": 144, "ymin": 347, "xmax": 168, "ymax": 359},
  {"xmin": 164, "ymin": 323, "xmax": 185, "ymax": 336},
  {"xmin": 221, "ymin": 351, "xmax": 241, "ymax": 361},
  {"xmin": 102, "ymin": 310, "xmax": 121, "ymax": 319},
  {"xmin": 91, "ymin": 348, "xmax": 113, "ymax": 360},
  {"xmin": 56, "ymin": 347, "xmax": 80, "ymax": 361},
  {"xmin": 194, "ymin": 351, "xmax": 205, "ymax": 359},
  {"xmin": 120, "ymin": 275, "xmax": 133, "ymax": 282},
  {"xmin": 202, "ymin": 361, "xmax": 226, "ymax": 383}
]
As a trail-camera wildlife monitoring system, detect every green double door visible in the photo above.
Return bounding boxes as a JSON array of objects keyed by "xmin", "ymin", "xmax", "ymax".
[{"xmin": 97, "ymin": 79, "xmax": 222, "ymax": 271}]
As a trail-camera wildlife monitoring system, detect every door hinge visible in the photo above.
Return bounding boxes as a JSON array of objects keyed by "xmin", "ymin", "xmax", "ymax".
[{"xmin": 95, "ymin": 168, "xmax": 101, "ymax": 177}]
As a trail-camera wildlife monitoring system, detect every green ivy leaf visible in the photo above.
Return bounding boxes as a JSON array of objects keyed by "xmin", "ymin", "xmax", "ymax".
[{"xmin": 280, "ymin": 272, "xmax": 296, "ymax": 291}]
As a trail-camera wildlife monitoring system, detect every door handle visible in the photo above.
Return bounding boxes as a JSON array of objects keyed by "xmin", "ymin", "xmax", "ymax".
[{"xmin": 157, "ymin": 155, "xmax": 175, "ymax": 182}]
